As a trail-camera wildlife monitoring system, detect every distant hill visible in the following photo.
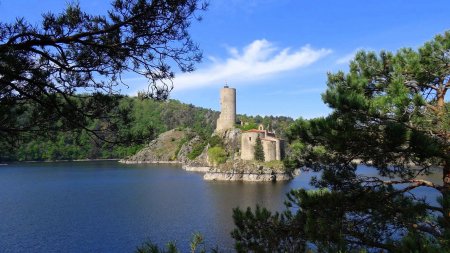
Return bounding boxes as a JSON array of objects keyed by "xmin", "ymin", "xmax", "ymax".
[{"xmin": 0, "ymin": 96, "xmax": 293, "ymax": 162}]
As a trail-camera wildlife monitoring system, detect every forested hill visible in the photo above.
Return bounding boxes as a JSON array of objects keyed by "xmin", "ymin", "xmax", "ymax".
[{"xmin": 1, "ymin": 97, "xmax": 293, "ymax": 162}]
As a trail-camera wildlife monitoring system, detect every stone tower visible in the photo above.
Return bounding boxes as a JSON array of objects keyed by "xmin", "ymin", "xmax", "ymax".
[{"xmin": 216, "ymin": 86, "xmax": 236, "ymax": 132}]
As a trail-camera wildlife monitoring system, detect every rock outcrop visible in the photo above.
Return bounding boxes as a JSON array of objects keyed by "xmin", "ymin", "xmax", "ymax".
[
  {"xmin": 176, "ymin": 135, "xmax": 203, "ymax": 164},
  {"xmin": 203, "ymin": 158, "xmax": 297, "ymax": 182},
  {"xmin": 182, "ymin": 145, "xmax": 210, "ymax": 171},
  {"xmin": 203, "ymin": 172, "xmax": 293, "ymax": 181},
  {"xmin": 120, "ymin": 128, "xmax": 298, "ymax": 182},
  {"xmin": 119, "ymin": 129, "xmax": 197, "ymax": 164},
  {"xmin": 217, "ymin": 128, "xmax": 241, "ymax": 151}
]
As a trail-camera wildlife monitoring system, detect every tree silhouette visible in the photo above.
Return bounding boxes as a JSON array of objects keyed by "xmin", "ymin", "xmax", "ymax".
[{"xmin": 0, "ymin": 0, "xmax": 207, "ymax": 144}]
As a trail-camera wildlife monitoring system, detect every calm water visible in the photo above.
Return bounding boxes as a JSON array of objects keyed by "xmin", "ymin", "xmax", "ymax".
[
  {"xmin": 0, "ymin": 161, "xmax": 440, "ymax": 252},
  {"xmin": 0, "ymin": 161, "xmax": 314, "ymax": 252}
]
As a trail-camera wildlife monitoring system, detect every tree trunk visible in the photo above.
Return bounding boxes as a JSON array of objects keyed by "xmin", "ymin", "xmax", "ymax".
[
  {"xmin": 437, "ymin": 91, "xmax": 445, "ymax": 109},
  {"xmin": 436, "ymin": 87, "xmax": 446, "ymax": 117}
]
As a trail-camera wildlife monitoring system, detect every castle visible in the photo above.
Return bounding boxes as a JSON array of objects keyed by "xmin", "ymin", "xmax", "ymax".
[{"xmin": 216, "ymin": 86, "xmax": 284, "ymax": 161}]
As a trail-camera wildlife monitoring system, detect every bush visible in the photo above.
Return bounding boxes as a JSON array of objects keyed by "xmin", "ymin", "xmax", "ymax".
[
  {"xmin": 208, "ymin": 135, "xmax": 223, "ymax": 148},
  {"xmin": 237, "ymin": 122, "xmax": 258, "ymax": 131},
  {"xmin": 208, "ymin": 146, "xmax": 228, "ymax": 165},
  {"xmin": 263, "ymin": 160, "xmax": 284, "ymax": 169},
  {"xmin": 187, "ymin": 141, "xmax": 206, "ymax": 160}
]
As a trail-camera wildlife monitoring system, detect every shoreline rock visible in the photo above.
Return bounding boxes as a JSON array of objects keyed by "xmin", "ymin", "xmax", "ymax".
[
  {"xmin": 203, "ymin": 171, "xmax": 294, "ymax": 181},
  {"xmin": 182, "ymin": 165, "xmax": 211, "ymax": 172},
  {"xmin": 119, "ymin": 160, "xmax": 182, "ymax": 165}
]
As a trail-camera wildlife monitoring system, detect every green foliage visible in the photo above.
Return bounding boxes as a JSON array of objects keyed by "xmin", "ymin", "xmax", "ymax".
[
  {"xmin": 135, "ymin": 232, "xmax": 219, "ymax": 253},
  {"xmin": 262, "ymin": 160, "xmax": 284, "ymax": 170},
  {"xmin": 0, "ymin": 0, "xmax": 207, "ymax": 144},
  {"xmin": 233, "ymin": 187, "xmax": 437, "ymax": 252},
  {"xmin": 0, "ymin": 94, "xmax": 295, "ymax": 162},
  {"xmin": 0, "ymin": 98, "xmax": 219, "ymax": 162},
  {"xmin": 254, "ymin": 136, "xmax": 265, "ymax": 161},
  {"xmin": 207, "ymin": 135, "xmax": 223, "ymax": 148},
  {"xmin": 238, "ymin": 115, "xmax": 294, "ymax": 139},
  {"xmin": 237, "ymin": 122, "xmax": 258, "ymax": 131},
  {"xmin": 232, "ymin": 205, "xmax": 306, "ymax": 253},
  {"xmin": 398, "ymin": 231, "xmax": 443, "ymax": 253},
  {"xmin": 188, "ymin": 141, "xmax": 207, "ymax": 160},
  {"xmin": 207, "ymin": 147, "xmax": 228, "ymax": 165},
  {"xmin": 174, "ymin": 137, "xmax": 189, "ymax": 159},
  {"xmin": 132, "ymin": 30, "xmax": 450, "ymax": 253},
  {"xmin": 190, "ymin": 232, "xmax": 205, "ymax": 253},
  {"xmin": 136, "ymin": 242, "xmax": 179, "ymax": 253},
  {"xmin": 236, "ymin": 30, "xmax": 450, "ymax": 251}
]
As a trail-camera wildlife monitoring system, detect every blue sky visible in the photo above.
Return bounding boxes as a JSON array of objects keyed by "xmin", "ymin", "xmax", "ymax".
[{"xmin": 1, "ymin": 0, "xmax": 449, "ymax": 119}]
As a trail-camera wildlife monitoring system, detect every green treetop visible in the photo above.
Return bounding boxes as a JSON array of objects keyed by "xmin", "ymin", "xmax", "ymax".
[
  {"xmin": 233, "ymin": 30, "xmax": 450, "ymax": 252},
  {"xmin": 0, "ymin": 0, "xmax": 207, "ymax": 144}
]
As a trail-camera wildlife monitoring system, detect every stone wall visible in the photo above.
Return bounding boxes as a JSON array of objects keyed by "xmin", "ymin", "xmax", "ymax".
[
  {"xmin": 241, "ymin": 132, "xmax": 262, "ymax": 160},
  {"xmin": 262, "ymin": 139, "xmax": 276, "ymax": 161}
]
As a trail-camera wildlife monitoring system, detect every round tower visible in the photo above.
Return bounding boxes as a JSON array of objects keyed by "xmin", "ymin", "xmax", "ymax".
[{"xmin": 216, "ymin": 86, "xmax": 236, "ymax": 132}]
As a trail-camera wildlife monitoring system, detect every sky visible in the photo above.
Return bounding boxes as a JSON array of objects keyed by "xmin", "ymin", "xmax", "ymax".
[{"xmin": 1, "ymin": 0, "xmax": 449, "ymax": 119}]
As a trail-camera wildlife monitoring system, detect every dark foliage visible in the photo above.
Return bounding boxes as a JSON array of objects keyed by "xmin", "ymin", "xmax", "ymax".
[
  {"xmin": 254, "ymin": 135, "xmax": 264, "ymax": 161},
  {"xmin": 233, "ymin": 30, "xmax": 450, "ymax": 252},
  {"xmin": 0, "ymin": 96, "xmax": 294, "ymax": 162},
  {"xmin": 0, "ymin": 97, "xmax": 219, "ymax": 162},
  {"xmin": 232, "ymin": 204, "xmax": 306, "ymax": 253},
  {"xmin": 0, "ymin": 0, "xmax": 207, "ymax": 143}
]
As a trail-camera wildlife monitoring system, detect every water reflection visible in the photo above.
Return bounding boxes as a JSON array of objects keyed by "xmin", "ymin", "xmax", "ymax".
[{"xmin": 0, "ymin": 161, "xmax": 440, "ymax": 253}]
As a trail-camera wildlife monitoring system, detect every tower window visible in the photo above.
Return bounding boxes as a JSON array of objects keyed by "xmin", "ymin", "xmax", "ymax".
[{"xmin": 249, "ymin": 137, "xmax": 251, "ymax": 141}]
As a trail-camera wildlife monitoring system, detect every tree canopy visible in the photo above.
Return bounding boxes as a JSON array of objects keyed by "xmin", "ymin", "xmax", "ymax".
[
  {"xmin": 233, "ymin": 31, "xmax": 450, "ymax": 252},
  {"xmin": 0, "ymin": 0, "xmax": 207, "ymax": 144}
]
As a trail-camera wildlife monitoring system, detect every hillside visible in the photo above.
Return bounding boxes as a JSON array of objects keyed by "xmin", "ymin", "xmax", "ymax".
[{"xmin": 0, "ymin": 96, "xmax": 293, "ymax": 162}]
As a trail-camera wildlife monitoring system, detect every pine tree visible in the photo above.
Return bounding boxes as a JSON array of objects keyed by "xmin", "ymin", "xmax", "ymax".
[
  {"xmin": 254, "ymin": 136, "xmax": 265, "ymax": 161},
  {"xmin": 233, "ymin": 30, "xmax": 450, "ymax": 252}
]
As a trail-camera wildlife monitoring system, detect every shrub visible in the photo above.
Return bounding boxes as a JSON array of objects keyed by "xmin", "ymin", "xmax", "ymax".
[
  {"xmin": 187, "ymin": 141, "xmax": 206, "ymax": 160},
  {"xmin": 208, "ymin": 135, "xmax": 223, "ymax": 148},
  {"xmin": 208, "ymin": 146, "xmax": 228, "ymax": 165}
]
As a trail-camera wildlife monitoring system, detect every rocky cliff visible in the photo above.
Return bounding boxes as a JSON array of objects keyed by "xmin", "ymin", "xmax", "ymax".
[
  {"xmin": 203, "ymin": 158, "xmax": 297, "ymax": 181},
  {"xmin": 119, "ymin": 129, "xmax": 200, "ymax": 164},
  {"xmin": 120, "ymin": 128, "xmax": 297, "ymax": 182}
]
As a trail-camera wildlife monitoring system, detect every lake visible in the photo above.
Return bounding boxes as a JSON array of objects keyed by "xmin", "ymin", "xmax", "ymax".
[{"xmin": 0, "ymin": 161, "xmax": 440, "ymax": 252}]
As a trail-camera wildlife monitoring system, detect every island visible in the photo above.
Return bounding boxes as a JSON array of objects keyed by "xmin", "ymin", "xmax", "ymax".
[{"xmin": 120, "ymin": 86, "xmax": 298, "ymax": 181}]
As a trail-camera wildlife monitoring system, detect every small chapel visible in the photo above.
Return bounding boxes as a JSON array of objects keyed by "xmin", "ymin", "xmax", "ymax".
[{"xmin": 240, "ymin": 124, "xmax": 284, "ymax": 161}]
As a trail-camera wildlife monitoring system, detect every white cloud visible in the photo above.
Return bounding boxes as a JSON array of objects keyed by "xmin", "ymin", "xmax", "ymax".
[
  {"xmin": 336, "ymin": 47, "xmax": 370, "ymax": 65},
  {"xmin": 122, "ymin": 39, "xmax": 332, "ymax": 94},
  {"xmin": 172, "ymin": 39, "xmax": 332, "ymax": 90}
]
